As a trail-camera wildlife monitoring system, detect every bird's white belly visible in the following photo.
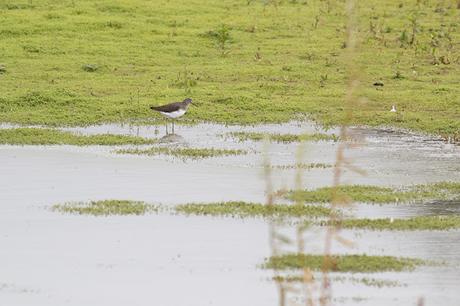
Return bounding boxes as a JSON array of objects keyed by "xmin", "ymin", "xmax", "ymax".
[{"xmin": 160, "ymin": 109, "xmax": 186, "ymax": 119}]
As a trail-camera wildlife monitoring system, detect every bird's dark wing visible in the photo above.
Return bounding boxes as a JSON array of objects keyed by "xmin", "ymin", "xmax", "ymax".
[{"xmin": 150, "ymin": 102, "xmax": 182, "ymax": 112}]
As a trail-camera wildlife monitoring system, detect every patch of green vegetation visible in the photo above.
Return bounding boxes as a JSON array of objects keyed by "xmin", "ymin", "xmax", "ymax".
[
  {"xmin": 274, "ymin": 275, "xmax": 403, "ymax": 288},
  {"xmin": 175, "ymin": 201, "xmax": 331, "ymax": 218},
  {"xmin": 289, "ymin": 182, "xmax": 460, "ymax": 204},
  {"xmin": 264, "ymin": 254, "xmax": 424, "ymax": 273},
  {"xmin": 229, "ymin": 132, "xmax": 338, "ymax": 143},
  {"xmin": 0, "ymin": 1, "xmax": 458, "ymax": 138},
  {"xmin": 327, "ymin": 215, "xmax": 460, "ymax": 231},
  {"xmin": 0, "ymin": 128, "xmax": 156, "ymax": 145},
  {"xmin": 116, "ymin": 146, "xmax": 245, "ymax": 159},
  {"xmin": 82, "ymin": 63, "xmax": 99, "ymax": 72},
  {"xmin": 274, "ymin": 163, "xmax": 333, "ymax": 170},
  {"xmin": 52, "ymin": 200, "xmax": 158, "ymax": 216}
]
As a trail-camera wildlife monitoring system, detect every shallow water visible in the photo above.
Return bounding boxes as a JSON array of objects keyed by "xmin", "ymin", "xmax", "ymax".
[{"xmin": 0, "ymin": 121, "xmax": 459, "ymax": 305}]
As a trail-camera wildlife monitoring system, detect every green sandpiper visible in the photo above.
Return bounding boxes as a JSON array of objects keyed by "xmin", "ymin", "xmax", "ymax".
[{"xmin": 150, "ymin": 98, "xmax": 192, "ymax": 134}]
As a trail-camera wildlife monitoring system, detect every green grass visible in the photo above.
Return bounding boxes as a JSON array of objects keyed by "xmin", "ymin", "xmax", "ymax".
[
  {"xmin": 0, "ymin": 127, "xmax": 156, "ymax": 145},
  {"xmin": 229, "ymin": 132, "xmax": 339, "ymax": 143},
  {"xmin": 264, "ymin": 254, "xmax": 424, "ymax": 273},
  {"xmin": 0, "ymin": 0, "xmax": 458, "ymax": 138},
  {"xmin": 289, "ymin": 182, "xmax": 460, "ymax": 204},
  {"xmin": 175, "ymin": 201, "xmax": 331, "ymax": 218},
  {"xmin": 116, "ymin": 146, "xmax": 245, "ymax": 159},
  {"xmin": 328, "ymin": 215, "xmax": 460, "ymax": 231},
  {"xmin": 52, "ymin": 200, "xmax": 158, "ymax": 216}
]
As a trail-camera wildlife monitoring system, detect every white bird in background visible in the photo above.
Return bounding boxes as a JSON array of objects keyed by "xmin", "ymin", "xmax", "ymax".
[{"xmin": 390, "ymin": 105, "xmax": 397, "ymax": 112}]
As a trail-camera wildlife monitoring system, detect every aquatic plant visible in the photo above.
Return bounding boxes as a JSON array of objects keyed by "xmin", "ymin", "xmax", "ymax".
[
  {"xmin": 273, "ymin": 275, "xmax": 404, "ymax": 288},
  {"xmin": 229, "ymin": 132, "xmax": 339, "ymax": 143},
  {"xmin": 289, "ymin": 182, "xmax": 460, "ymax": 204},
  {"xmin": 326, "ymin": 215, "xmax": 460, "ymax": 231},
  {"xmin": 175, "ymin": 201, "xmax": 331, "ymax": 218},
  {"xmin": 116, "ymin": 146, "xmax": 246, "ymax": 159},
  {"xmin": 263, "ymin": 254, "xmax": 424, "ymax": 273},
  {"xmin": 273, "ymin": 163, "xmax": 333, "ymax": 170},
  {"xmin": 52, "ymin": 200, "xmax": 158, "ymax": 216}
]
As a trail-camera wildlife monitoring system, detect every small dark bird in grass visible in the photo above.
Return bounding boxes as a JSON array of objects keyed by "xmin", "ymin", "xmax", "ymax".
[{"xmin": 150, "ymin": 98, "xmax": 193, "ymax": 134}]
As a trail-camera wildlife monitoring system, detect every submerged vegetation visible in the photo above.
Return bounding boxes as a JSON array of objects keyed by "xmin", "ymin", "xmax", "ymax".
[
  {"xmin": 264, "ymin": 254, "xmax": 424, "ymax": 273},
  {"xmin": 229, "ymin": 132, "xmax": 339, "ymax": 143},
  {"xmin": 273, "ymin": 275, "xmax": 404, "ymax": 288},
  {"xmin": 0, "ymin": 1, "xmax": 458, "ymax": 138},
  {"xmin": 175, "ymin": 201, "xmax": 331, "ymax": 218},
  {"xmin": 52, "ymin": 200, "xmax": 158, "ymax": 216},
  {"xmin": 289, "ymin": 182, "xmax": 460, "ymax": 204},
  {"xmin": 345, "ymin": 276, "xmax": 403, "ymax": 288},
  {"xmin": 0, "ymin": 128, "xmax": 156, "ymax": 145},
  {"xmin": 273, "ymin": 163, "xmax": 333, "ymax": 170},
  {"xmin": 329, "ymin": 215, "xmax": 460, "ymax": 231},
  {"xmin": 116, "ymin": 146, "xmax": 245, "ymax": 159}
]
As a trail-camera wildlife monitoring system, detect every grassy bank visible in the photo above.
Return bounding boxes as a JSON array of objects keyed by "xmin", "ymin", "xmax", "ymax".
[
  {"xmin": 0, "ymin": 127, "xmax": 156, "ymax": 145},
  {"xmin": 0, "ymin": 0, "xmax": 458, "ymax": 138}
]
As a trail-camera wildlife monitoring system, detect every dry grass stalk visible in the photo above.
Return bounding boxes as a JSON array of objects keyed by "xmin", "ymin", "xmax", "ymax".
[
  {"xmin": 320, "ymin": 0, "xmax": 363, "ymax": 305},
  {"xmin": 294, "ymin": 140, "xmax": 316, "ymax": 306},
  {"xmin": 263, "ymin": 138, "xmax": 287, "ymax": 306}
]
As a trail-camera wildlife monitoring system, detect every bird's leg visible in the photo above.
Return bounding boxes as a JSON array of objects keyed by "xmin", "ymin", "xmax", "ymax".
[
  {"xmin": 165, "ymin": 121, "xmax": 169, "ymax": 135},
  {"xmin": 172, "ymin": 120, "xmax": 175, "ymax": 134}
]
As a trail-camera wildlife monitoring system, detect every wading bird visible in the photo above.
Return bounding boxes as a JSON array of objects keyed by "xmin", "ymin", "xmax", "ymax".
[{"xmin": 150, "ymin": 98, "xmax": 193, "ymax": 134}]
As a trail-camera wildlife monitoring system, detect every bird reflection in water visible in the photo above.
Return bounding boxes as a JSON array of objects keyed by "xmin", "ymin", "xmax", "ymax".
[{"xmin": 159, "ymin": 133, "xmax": 186, "ymax": 144}]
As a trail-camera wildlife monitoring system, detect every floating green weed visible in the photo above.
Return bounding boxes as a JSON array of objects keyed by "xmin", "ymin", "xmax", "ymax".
[
  {"xmin": 327, "ymin": 215, "xmax": 460, "ymax": 231},
  {"xmin": 52, "ymin": 200, "xmax": 158, "ymax": 216},
  {"xmin": 229, "ymin": 132, "xmax": 338, "ymax": 143},
  {"xmin": 289, "ymin": 182, "xmax": 460, "ymax": 204},
  {"xmin": 264, "ymin": 254, "xmax": 424, "ymax": 273},
  {"xmin": 175, "ymin": 201, "xmax": 331, "ymax": 218},
  {"xmin": 117, "ymin": 146, "xmax": 246, "ymax": 159},
  {"xmin": 0, "ymin": 128, "xmax": 156, "ymax": 145}
]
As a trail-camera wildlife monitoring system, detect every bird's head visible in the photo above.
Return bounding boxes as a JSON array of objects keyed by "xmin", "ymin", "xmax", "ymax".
[{"xmin": 183, "ymin": 98, "xmax": 193, "ymax": 104}]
